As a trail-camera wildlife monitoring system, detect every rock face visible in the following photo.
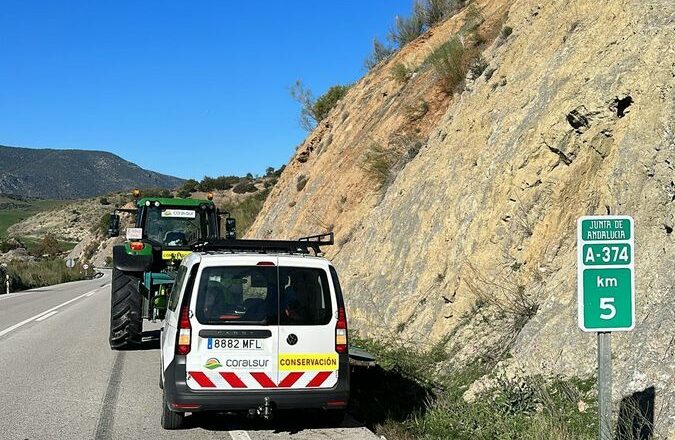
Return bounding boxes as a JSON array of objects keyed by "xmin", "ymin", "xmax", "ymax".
[
  {"xmin": 0, "ymin": 145, "xmax": 183, "ymax": 199},
  {"xmin": 250, "ymin": 0, "xmax": 674, "ymax": 436}
]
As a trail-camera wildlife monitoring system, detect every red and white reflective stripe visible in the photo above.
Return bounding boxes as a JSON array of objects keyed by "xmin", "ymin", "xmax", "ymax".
[{"xmin": 187, "ymin": 371, "xmax": 336, "ymax": 389}]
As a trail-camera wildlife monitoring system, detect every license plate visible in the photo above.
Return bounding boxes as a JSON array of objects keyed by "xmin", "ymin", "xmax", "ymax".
[{"xmin": 207, "ymin": 338, "xmax": 263, "ymax": 350}]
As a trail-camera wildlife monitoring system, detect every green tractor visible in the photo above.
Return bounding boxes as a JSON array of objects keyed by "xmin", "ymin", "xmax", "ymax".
[{"xmin": 107, "ymin": 191, "xmax": 235, "ymax": 350}]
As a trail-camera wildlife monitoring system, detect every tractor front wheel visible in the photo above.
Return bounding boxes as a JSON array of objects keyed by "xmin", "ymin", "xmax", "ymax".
[{"xmin": 109, "ymin": 267, "xmax": 143, "ymax": 349}]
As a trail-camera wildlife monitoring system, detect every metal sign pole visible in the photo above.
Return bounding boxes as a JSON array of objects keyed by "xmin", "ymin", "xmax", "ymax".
[{"xmin": 598, "ymin": 331, "xmax": 612, "ymax": 440}]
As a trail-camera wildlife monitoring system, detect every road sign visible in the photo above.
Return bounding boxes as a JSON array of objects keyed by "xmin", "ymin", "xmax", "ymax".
[
  {"xmin": 577, "ymin": 215, "xmax": 635, "ymax": 332},
  {"xmin": 66, "ymin": 258, "xmax": 75, "ymax": 269}
]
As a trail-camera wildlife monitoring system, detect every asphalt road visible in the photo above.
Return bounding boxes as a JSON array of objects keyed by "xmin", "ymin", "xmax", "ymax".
[{"xmin": 0, "ymin": 271, "xmax": 379, "ymax": 440}]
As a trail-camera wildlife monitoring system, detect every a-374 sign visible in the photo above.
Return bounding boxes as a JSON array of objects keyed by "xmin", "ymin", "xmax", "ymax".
[{"xmin": 577, "ymin": 216, "xmax": 635, "ymax": 332}]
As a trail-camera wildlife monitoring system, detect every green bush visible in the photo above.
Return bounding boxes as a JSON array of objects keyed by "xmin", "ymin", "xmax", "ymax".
[
  {"xmin": 93, "ymin": 212, "xmax": 111, "ymax": 236},
  {"xmin": 197, "ymin": 175, "xmax": 241, "ymax": 192},
  {"xmin": 364, "ymin": 38, "xmax": 396, "ymax": 70},
  {"xmin": 291, "ymin": 81, "xmax": 351, "ymax": 131},
  {"xmin": 99, "ymin": 197, "xmax": 110, "ymax": 205},
  {"xmin": 232, "ymin": 182, "xmax": 258, "ymax": 194},
  {"xmin": 361, "ymin": 142, "xmax": 397, "ymax": 190},
  {"xmin": 35, "ymin": 234, "xmax": 60, "ymax": 257},
  {"xmin": 314, "ymin": 85, "xmax": 350, "ymax": 122},
  {"xmin": 425, "ymin": 37, "xmax": 466, "ymax": 93},
  {"xmin": 391, "ymin": 63, "xmax": 412, "ymax": 83}
]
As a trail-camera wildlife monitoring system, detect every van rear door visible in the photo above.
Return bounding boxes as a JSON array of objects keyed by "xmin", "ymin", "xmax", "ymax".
[
  {"xmin": 185, "ymin": 257, "xmax": 280, "ymax": 390},
  {"xmin": 276, "ymin": 257, "xmax": 338, "ymax": 389}
]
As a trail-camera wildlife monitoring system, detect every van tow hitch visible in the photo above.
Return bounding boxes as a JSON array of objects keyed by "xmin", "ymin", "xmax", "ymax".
[{"xmin": 256, "ymin": 397, "xmax": 273, "ymax": 420}]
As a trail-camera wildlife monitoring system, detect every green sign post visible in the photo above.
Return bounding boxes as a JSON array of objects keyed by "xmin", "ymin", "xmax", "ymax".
[{"xmin": 577, "ymin": 215, "xmax": 635, "ymax": 440}]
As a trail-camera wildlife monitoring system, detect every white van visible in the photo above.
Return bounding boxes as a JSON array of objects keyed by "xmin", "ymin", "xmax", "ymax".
[{"xmin": 159, "ymin": 235, "xmax": 349, "ymax": 429}]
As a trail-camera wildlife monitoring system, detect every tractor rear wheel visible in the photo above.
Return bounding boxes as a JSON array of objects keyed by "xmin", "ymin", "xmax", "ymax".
[{"xmin": 109, "ymin": 267, "xmax": 143, "ymax": 349}]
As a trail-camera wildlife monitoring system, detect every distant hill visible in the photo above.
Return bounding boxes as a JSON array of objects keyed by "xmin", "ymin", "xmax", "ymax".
[{"xmin": 0, "ymin": 145, "xmax": 184, "ymax": 199}]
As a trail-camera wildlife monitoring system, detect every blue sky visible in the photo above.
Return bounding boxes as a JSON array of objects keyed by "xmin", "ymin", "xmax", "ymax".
[{"xmin": 0, "ymin": 1, "xmax": 412, "ymax": 179}]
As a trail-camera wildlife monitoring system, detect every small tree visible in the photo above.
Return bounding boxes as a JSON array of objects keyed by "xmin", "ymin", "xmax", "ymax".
[
  {"xmin": 421, "ymin": 0, "xmax": 465, "ymax": 27},
  {"xmin": 291, "ymin": 81, "xmax": 351, "ymax": 131},
  {"xmin": 389, "ymin": 1, "xmax": 425, "ymax": 48},
  {"xmin": 364, "ymin": 38, "xmax": 396, "ymax": 70}
]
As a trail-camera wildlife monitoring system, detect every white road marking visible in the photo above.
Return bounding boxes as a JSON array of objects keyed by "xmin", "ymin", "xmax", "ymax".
[
  {"xmin": 34, "ymin": 311, "xmax": 58, "ymax": 322},
  {"xmin": 229, "ymin": 430, "xmax": 252, "ymax": 440},
  {"xmin": 0, "ymin": 287, "xmax": 102, "ymax": 338}
]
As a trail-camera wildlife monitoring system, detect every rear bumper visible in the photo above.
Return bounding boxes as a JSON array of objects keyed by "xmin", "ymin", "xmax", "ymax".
[{"xmin": 163, "ymin": 355, "xmax": 350, "ymax": 412}]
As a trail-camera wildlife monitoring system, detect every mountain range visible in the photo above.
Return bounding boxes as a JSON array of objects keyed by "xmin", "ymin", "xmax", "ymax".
[{"xmin": 0, "ymin": 145, "xmax": 183, "ymax": 199}]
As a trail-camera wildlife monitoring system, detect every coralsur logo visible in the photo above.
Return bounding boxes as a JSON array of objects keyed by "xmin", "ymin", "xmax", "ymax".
[{"xmin": 204, "ymin": 358, "xmax": 222, "ymax": 370}]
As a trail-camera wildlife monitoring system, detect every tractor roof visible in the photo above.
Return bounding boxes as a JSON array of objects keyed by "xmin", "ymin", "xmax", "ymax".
[{"xmin": 136, "ymin": 197, "xmax": 214, "ymax": 207}]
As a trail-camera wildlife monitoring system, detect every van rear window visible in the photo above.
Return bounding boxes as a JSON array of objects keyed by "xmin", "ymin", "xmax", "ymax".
[
  {"xmin": 194, "ymin": 266, "xmax": 333, "ymax": 326},
  {"xmin": 195, "ymin": 266, "xmax": 278, "ymax": 325},
  {"xmin": 279, "ymin": 267, "xmax": 332, "ymax": 326}
]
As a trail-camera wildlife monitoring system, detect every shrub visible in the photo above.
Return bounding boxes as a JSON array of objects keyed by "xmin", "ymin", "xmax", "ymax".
[
  {"xmin": 421, "ymin": 0, "xmax": 465, "ymax": 27},
  {"xmin": 232, "ymin": 182, "xmax": 258, "ymax": 194},
  {"xmin": 469, "ymin": 56, "xmax": 488, "ymax": 80},
  {"xmin": 197, "ymin": 175, "xmax": 241, "ymax": 192},
  {"xmin": 176, "ymin": 188, "xmax": 191, "ymax": 198},
  {"xmin": 500, "ymin": 26, "xmax": 513, "ymax": 40},
  {"xmin": 425, "ymin": 37, "xmax": 466, "ymax": 93},
  {"xmin": 350, "ymin": 335, "xmax": 597, "ymax": 440},
  {"xmin": 93, "ymin": 212, "xmax": 111, "ymax": 236},
  {"xmin": 391, "ymin": 63, "xmax": 412, "ymax": 83},
  {"xmin": 364, "ymin": 38, "xmax": 396, "ymax": 70},
  {"xmin": 99, "ymin": 197, "xmax": 110, "ymax": 205},
  {"xmin": 361, "ymin": 142, "xmax": 397, "ymax": 190},
  {"xmin": 291, "ymin": 81, "xmax": 351, "ymax": 131},
  {"xmin": 35, "ymin": 233, "xmax": 60, "ymax": 257},
  {"xmin": 6, "ymin": 259, "xmax": 87, "ymax": 292},
  {"xmin": 314, "ymin": 85, "xmax": 350, "ymax": 122},
  {"xmin": 389, "ymin": 2, "xmax": 426, "ymax": 48}
]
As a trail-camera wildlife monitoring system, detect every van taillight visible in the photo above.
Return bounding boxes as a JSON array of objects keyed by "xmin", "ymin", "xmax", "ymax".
[
  {"xmin": 176, "ymin": 305, "xmax": 191, "ymax": 355},
  {"xmin": 335, "ymin": 307, "xmax": 348, "ymax": 353}
]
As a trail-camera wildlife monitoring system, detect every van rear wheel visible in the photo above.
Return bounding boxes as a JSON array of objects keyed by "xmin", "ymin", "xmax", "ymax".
[
  {"xmin": 161, "ymin": 390, "xmax": 184, "ymax": 430},
  {"xmin": 109, "ymin": 268, "xmax": 143, "ymax": 349}
]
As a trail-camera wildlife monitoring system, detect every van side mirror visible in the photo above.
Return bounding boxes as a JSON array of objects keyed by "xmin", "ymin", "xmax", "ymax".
[{"xmin": 108, "ymin": 214, "xmax": 120, "ymax": 238}]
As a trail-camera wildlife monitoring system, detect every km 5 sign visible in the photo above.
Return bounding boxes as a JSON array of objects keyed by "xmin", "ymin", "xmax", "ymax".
[{"xmin": 577, "ymin": 216, "xmax": 635, "ymax": 332}]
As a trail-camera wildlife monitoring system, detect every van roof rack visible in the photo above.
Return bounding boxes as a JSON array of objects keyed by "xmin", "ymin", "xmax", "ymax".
[{"xmin": 191, "ymin": 232, "xmax": 334, "ymax": 255}]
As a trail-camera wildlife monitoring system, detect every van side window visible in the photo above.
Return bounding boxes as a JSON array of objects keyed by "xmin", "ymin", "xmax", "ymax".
[
  {"xmin": 168, "ymin": 265, "xmax": 188, "ymax": 311},
  {"xmin": 279, "ymin": 267, "xmax": 332, "ymax": 326}
]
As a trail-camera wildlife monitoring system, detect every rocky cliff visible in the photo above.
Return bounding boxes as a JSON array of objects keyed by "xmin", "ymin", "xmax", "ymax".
[{"xmin": 250, "ymin": 0, "xmax": 674, "ymax": 436}]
